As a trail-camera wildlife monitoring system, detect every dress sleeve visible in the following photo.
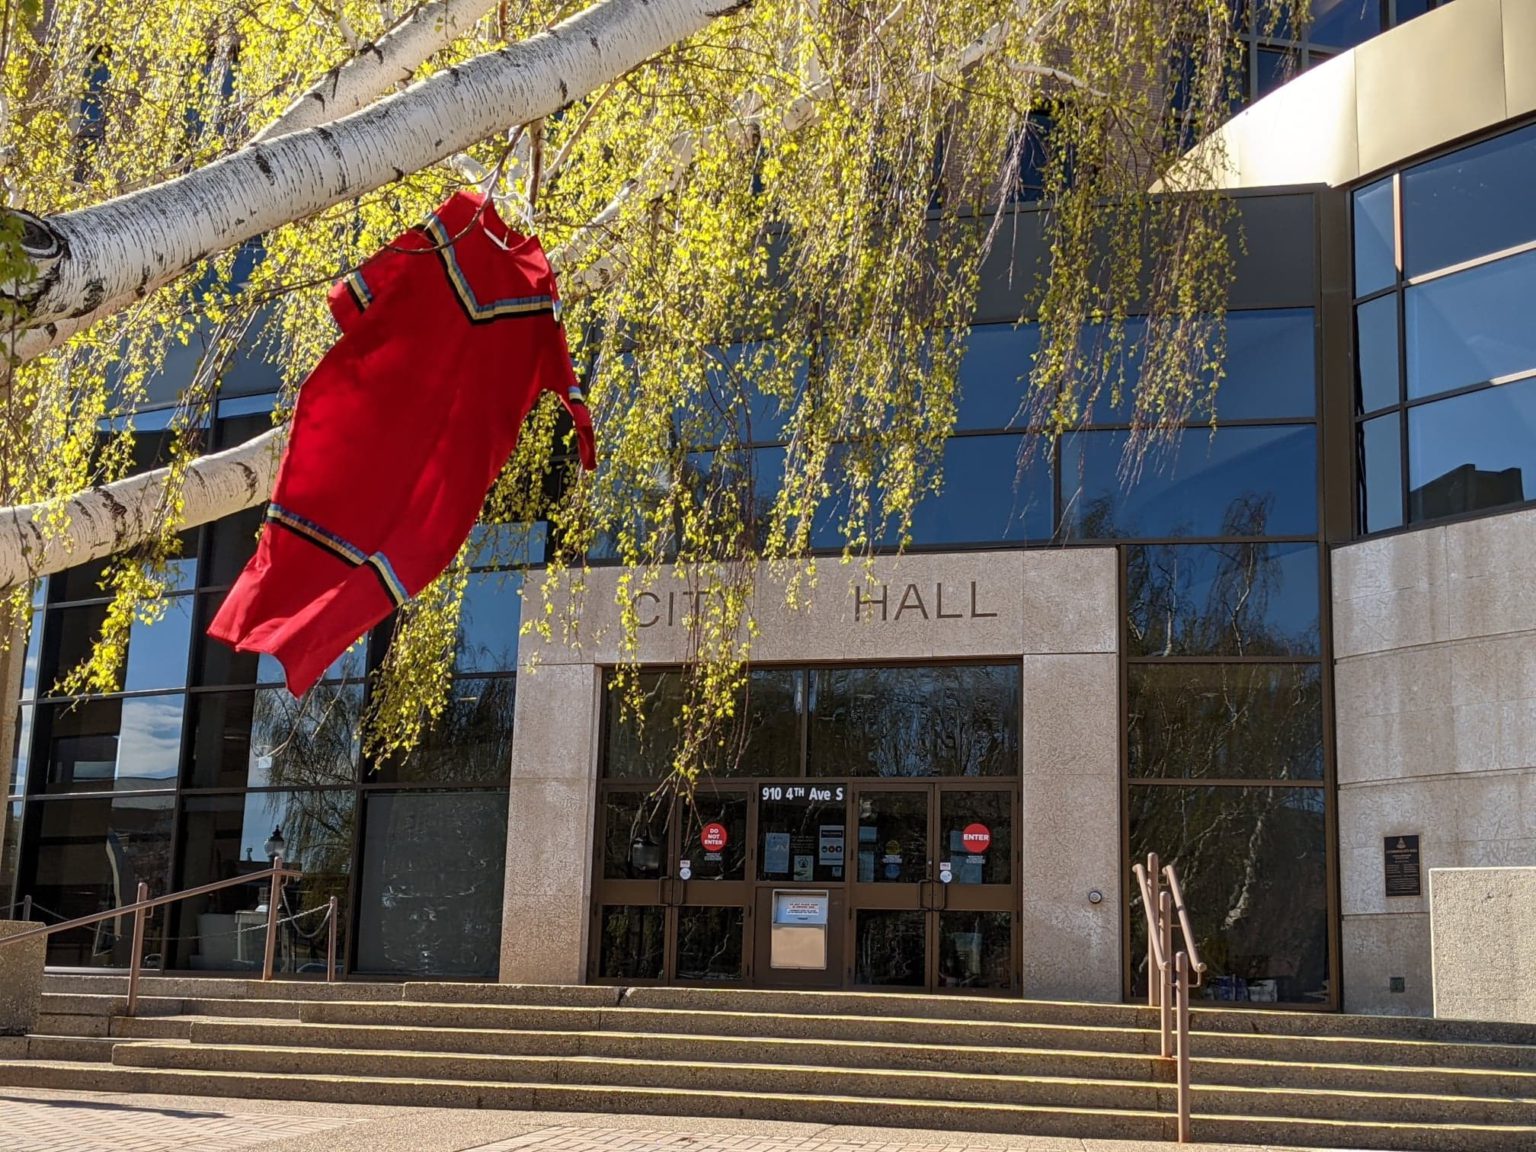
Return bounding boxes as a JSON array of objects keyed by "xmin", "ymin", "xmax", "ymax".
[
  {"xmin": 543, "ymin": 321, "xmax": 597, "ymax": 471},
  {"xmin": 326, "ymin": 226, "xmax": 433, "ymax": 332}
]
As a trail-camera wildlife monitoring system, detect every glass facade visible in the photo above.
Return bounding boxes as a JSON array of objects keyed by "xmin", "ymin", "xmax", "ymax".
[
  {"xmin": 6, "ymin": 394, "xmax": 530, "ymax": 978},
  {"xmin": 1353, "ymin": 120, "xmax": 1536, "ymax": 533},
  {"xmin": 1237, "ymin": 1, "xmax": 1452, "ymax": 105}
]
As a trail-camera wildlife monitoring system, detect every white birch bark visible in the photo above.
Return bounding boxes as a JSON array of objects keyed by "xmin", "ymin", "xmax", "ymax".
[
  {"xmin": 7, "ymin": 0, "xmax": 742, "ymax": 327},
  {"xmin": 251, "ymin": 0, "xmax": 501, "ymax": 143},
  {"xmin": 0, "ymin": 0, "xmax": 507, "ymax": 364},
  {"xmin": 0, "ymin": 427, "xmax": 286, "ymax": 590}
]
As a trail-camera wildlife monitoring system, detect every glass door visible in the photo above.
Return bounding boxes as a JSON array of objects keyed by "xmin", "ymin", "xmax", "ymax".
[
  {"xmin": 590, "ymin": 787, "xmax": 752, "ymax": 984},
  {"xmin": 847, "ymin": 782, "xmax": 1016, "ymax": 992}
]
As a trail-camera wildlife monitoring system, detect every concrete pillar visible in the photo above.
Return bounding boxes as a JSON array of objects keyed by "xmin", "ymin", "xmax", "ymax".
[
  {"xmin": 0, "ymin": 921, "xmax": 44, "ymax": 1033},
  {"xmin": 498, "ymin": 662, "xmax": 601, "ymax": 984}
]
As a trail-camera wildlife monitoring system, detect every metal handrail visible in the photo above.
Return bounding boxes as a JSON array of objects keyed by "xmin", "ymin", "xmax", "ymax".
[
  {"xmin": 1, "ymin": 855, "xmax": 338, "ymax": 1014},
  {"xmin": 1133, "ymin": 852, "xmax": 1207, "ymax": 1144}
]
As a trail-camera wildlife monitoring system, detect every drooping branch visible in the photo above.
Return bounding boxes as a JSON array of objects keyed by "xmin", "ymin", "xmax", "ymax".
[
  {"xmin": 0, "ymin": 427, "xmax": 286, "ymax": 590},
  {"xmin": 5, "ymin": 0, "xmax": 739, "ymax": 330}
]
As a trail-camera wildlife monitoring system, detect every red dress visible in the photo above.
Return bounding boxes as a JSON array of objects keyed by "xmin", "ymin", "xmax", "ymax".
[{"xmin": 208, "ymin": 191, "xmax": 595, "ymax": 696}]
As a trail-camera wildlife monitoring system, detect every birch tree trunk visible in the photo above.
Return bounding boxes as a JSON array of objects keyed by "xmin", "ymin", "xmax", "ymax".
[
  {"xmin": 0, "ymin": 428, "xmax": 286, "ymax": 590},
  {"xmin": 7, "ymin": 0, "xmax": 739, "ymax": 327},
  {"xmin": 2, "ymin": 0, "xmax": 506, "ymax": 364}
]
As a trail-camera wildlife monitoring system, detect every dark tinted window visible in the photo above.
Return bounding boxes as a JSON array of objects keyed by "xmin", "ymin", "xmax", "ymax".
[
  {"xmin": 1358, "ymin": 414, "xmax": 1404, "ymax": 533},
  {"xmin": 1063, "ymin": 426, "xmax": 1317, "ymax": 539},
  {"xmin": 1308, "ymin": 0, "xmax": 1381, "ymax": 47},
  {"xmin": 1408, "ymin": 379, "xmax": 1536, "ymax": 523},
  {"xmin": 368, "ymin": 677, "xmax": 514, "ymax": 786},
  {"xmin": 1126, "ymin": 542, "xmax": 1320, "ymax": 657},
  {"xmin": 36, "ymin": 696, "xmax": 183, "ymax": 793},
  {"xmin": 122, "ymin": 595, "xmax": 193, "ymax": 692},
  {"xmin": 1354, "ymin": 296, "xmax": 1398, "ymax": 414},
  {"xmin": 1128, "ymin": 664, "xmax": 1324, "ymax": 780},
  {"xmin": 1129, "ymin": 785, "xmax": 1329, "ymax": 1004},
  {"xmin": 808, "ymin": 665, "xmax": 1020, "ymax": 778},
  {"xmin": 603, "ymin": 669, "xmax": 801, "ymax": 779},
  {"xmin": 1406, "ymin": 248, "xmax": 1536, "ymax": 398},
  {"xmin": 956, "ymin": 324, "xmax": 1037, "ymax": 430},
  {"xmin": 184, "ymin": 685, "xmax": 360, "ymax": 790},
  {"xmin": 355, "ymin": 790, "xmax": 507, "ymax": 978},
  {"xmin": 1403, "ymin": 121, "xmax": 1536, "ymax": 277}
]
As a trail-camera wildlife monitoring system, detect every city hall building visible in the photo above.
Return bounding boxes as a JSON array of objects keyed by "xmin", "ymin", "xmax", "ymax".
[{"xmin": 2, "ymin": 0, "xmax": 1532, "ymax": 1017}]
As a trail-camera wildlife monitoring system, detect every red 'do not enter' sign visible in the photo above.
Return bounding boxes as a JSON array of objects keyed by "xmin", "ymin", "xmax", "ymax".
[
  {"xmin": 701, "ymin": 823, "xmax": 729, "ymax": 852},
  {"xmin": 961, "ymin": 823, "xmax": 991, "ymax": 853}
]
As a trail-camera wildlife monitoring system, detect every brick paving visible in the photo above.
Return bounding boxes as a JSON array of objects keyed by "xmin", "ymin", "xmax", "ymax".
[
  {"xmin": 0, "ymin": 1091, "xmax": 1318, "ymax": 1152},
  {"xmin": 0, "ymin": 1092, "xmax": 359, "ymax": 1151}
]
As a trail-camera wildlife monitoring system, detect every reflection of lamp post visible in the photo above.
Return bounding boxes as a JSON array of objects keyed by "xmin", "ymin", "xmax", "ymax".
[{"xmin": 263, "ymin": 826, "xmax": 286, "ymax": 863}]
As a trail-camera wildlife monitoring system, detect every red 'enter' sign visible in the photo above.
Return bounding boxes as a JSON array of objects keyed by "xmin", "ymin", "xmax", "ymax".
[
  {"xmin": 701, "ymin": 822, "xmax": 729, "ymax": 852},
  {"xmin": 961, "ymin": 823, "xmax": 991, "ymax": 853}
]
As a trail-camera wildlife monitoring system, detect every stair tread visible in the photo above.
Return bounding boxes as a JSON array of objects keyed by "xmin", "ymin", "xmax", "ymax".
[
  {"xmin": 6, "ymin": 1058, "xmax": 1536, "ymax": 1132},
  {"xmin": 110, "ymin": 1040, "xmax": 1536, "ymax": 1103}
]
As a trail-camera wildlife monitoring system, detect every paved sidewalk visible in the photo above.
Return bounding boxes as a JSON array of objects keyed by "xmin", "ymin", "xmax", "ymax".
[{"xmin": 0, "ymin": 1088, "xmax": 1332, "ymax": 1152}]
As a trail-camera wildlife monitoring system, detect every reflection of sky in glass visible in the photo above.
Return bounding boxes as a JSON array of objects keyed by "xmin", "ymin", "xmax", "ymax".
[
  {"xmin": 256, "ymin": 636, "xmax": 365, "ymax": 686},
  {"xmin": 1407, "ymin": 250, "xmax": 1536, "ymax": 398},
  {"xmin": 114, "ymin": 695, "xmax": 184, "ymax": 788},
  {"xmin": 1408, "ymin": 380, "xmax": 1536, "ymax": 502},
  {"xmin": 456, "ymin": 572, "xmax": 523, "ymax": 674},
  {"xmin": 124, "ymin": 596, "xmax": 194, "ymax": 692},
  {"xmin": 467, "ymin": 522, "xmax": 546, "ymax": 569},
  {"xmin": 21, "ymin": 612, "xmax": 41, "ymax": 700},
  {"xmin": 10, "ymin": 707, "xmax": 32, "ymax": 796}
]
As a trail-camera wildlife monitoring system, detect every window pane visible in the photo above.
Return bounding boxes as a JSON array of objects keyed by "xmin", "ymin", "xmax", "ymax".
[
  {"xmin": 1406, "ymin": 249, "xmax": 1536, "ymax": 398},
  {"xmin": 172, "ymin": 790, "xmax": 354, "ymax": 973},
  {"xmin": 1129, "ymin": 785, "xmax": 1329, "ymax": 1004},
  {"xmin": 676, "ymin": 906, "xmax": 744, "ymax": 981},
  {"xmin": 759, "ymin": 785, "xmax": 846, "ymax": 883},
  {"xmin": 597, "ymin": 905, "xmax": 664, "ymax": 979},
  {"xmin": 678, "ymin": 792, "xmax": 748, "ymax": 881},
  {"xmin": 601, "ymin": 791, "xmax": 671, "ymax": 881},
  {"xmin": 1355, "ymin": 296, "xmax": 1399, "ymax": 414},
  {"xmin": 11, "ymin": 707, "xmax": 32, "ymax": 796},
  {"xmin": 1062, "ymin": 427, "xmax": 1317, "ymax": 539},
  {"xmin": 185, "ymin": 686, "xmax": 360, "ymax": 790},
  {"xmin": 1255, "ymin": 48, "xmax": 1292, "ymax": 97},
  {"xmin": 29, "ymin": 793, "xmax": 174, "ymax": 967},
  {"xmin": 122, "ymin": 595, "xmax": 193, "ymax": 692},
  {"xmin": 956, "ymin": 324, "xmax": 1038, "ymax": 430},
  {"xmin": 1128, "ymin": 664, "xmax": 1324, "ymax": 780},
  {"xmin": 812, "ymin": 436, "xmax": 1052, "ymax": 548},
  {"xmin": 456, "ymin": 571, "xmax": 522, "ymax": 674},
  {"xmin": 854, "ymin": 790, "xmax": 927, "ymax": 884},
  {"xmin": 809, "ymin": 665, "xmax": 1020, "ymax": 778},
  {"xmin": 1353, "ymin": 177, "xmax": 1396, "ymax": 296},
  {"xmin": 1403, "ymin": 122, "xmax": 1536, "ymax": 277},
  {"xmin": 1408, "ymin": 381, "xmax": 1536, "ymax": 523},
  {"xmin": 854, "ymin": 909, "xmax": 925, "ymax": 986},
  {"xmin": 1126, "ymin": 542, "xmax": 1320, "ymax": 657},
  {"xmin": 371, "ymin": 677, "xmax": 515, "ymax": 786},
  {"xmin": 1308, "ymin": 0, "xmax": 1381, "ymax": 47},
  {"xmin": 603, "ymin": 669, "xmax": 801, "ymax": 779},
  {"xmin": 939, "ymin": 910, "xmax": 1011, "ymax": 990},
  {"xmin": 466, "ymin": 521, "xmax": 546, "ymax": 569},
  {"xmin": 355, "ymin": 790, "xmax": 507, "ymax": 979},
  {"xmin": 39, "ymin": 603, "xmax": 107, "ymax": 696},
  {"xmin": 1359, "ymin": 414, "xmax": 1404, "ymax": 533},
  {"xmin": 203, "ymin": 507, "xmax": 264, "ymax": 587},
  {"xmin": 20, "ymin": 611, "xmax": 41, "ymax": 701},
  {"xmin": 37, "ymin": 695, "xmax": 182, "ymax": 793},
  {"xmin": 938, "ymin": 790, "xmax": 1012, "ymax": 885},
  {"xmin": 1207, "ymin": 310, "xmax": 1316, "ymax": 421}
]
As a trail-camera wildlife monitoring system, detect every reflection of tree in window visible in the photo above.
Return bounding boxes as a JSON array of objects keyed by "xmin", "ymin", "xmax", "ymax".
[{"xmin": 251, "ymin": 683, "xmax": 361, "ymax": 789}]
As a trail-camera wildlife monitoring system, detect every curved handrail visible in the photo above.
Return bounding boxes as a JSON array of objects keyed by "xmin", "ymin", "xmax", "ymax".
[
  {"xmin": 1135, "ymin": 852, "xmax": 1202, "ymax": 1144},
  {"xmin": 1163, "ymin": 863, "xmax": 1206, "ymax": 985}
]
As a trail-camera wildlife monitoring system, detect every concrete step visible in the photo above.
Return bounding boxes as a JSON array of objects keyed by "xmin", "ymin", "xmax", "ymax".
[
  {"xmin": 43, "ymin": 974, "xmax": 404, "ymax": 1001},
  {"xmin": 104, "ymin": 1041, "xmax": 1536, "ymax": 1126},
  {"xmin": 292, "ymin": 999, "xmax": 1536, "ymax": 1069},
  {"xmin": 44, "ymin": 975, "xmax": 1536, "ymax": 1046},
  {"xmin": 40, "ymin": 993, "xmax": 306, "ymax": 1020},
  {"xmin": 175, "ymin": 1018, "xmax": 1536, "ymax": 1099},
  {"xmin": 0, "ymin": 1059, "xmax": 1532, "ymax": 1150}
]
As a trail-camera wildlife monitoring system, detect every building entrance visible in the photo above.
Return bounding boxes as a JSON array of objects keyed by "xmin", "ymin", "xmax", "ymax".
[{"xmin": 590, "ymin": 779, "xmax": 1018, "ymax": 993}]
